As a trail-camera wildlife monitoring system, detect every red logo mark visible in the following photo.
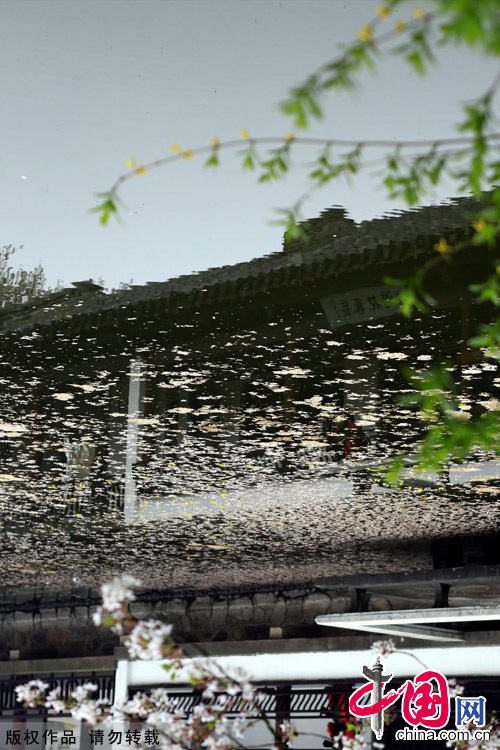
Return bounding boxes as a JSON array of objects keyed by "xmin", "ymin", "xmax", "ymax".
[{"xmin": 349, "ymin": 670, "xmax": 450, "ymax": 730}]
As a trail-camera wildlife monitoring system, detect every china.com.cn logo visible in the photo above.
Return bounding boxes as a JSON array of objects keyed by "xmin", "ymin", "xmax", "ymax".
[{"xmin": 348, "ymin": 657, "xmax": 486, "ymax": 740}]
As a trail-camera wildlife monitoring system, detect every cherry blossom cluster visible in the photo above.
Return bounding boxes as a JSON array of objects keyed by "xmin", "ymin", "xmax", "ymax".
[
  {"xmin": 14, "ymin": 680, "xmax": 50, "ymax": 708},
  {"xmin": 370, "ymin": 639, "xmax": 396, "ymax": 657},
  {"xmin": 448, "ymin": 679, "xmax": 465, "ymax": 699},
  {"xmin": 278, "ymin": 719, "xmax": 297, "ymax": 747},
  {"xmin": 15, "ymin": 575, "xmax": 293, "ymax": 750},
  {"xmin": 14, "ymin": 681, "xmax": 112, "ymax": 728},
  {"xmin": 332, "ymin": 734, "xmax": 367, "ymax": 750},
  {"xmin": 125, "ymin": 619, "xmax": 174, "ymax": 660},
  {"xmin": 92, "ymin": 574, "xmax": 141, "ymax": 634},
  {"xmin": 17, "ymin": 577, "xmax": 493, "ymax": 750}
]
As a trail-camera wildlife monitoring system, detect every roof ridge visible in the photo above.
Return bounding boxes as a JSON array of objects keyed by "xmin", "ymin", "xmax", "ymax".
[{"xmin": 0, "ymin": 192, "xmax": 489, "ymax": 334}]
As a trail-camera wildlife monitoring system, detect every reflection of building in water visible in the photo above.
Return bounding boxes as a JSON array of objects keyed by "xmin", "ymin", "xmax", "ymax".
[
  {"xmin": 0, "ymin": 194, "xmax": 498, "ymax": 512},
  {"xmin": 0, "ymin": 195, "xmax": 500, "ymax": 747}
]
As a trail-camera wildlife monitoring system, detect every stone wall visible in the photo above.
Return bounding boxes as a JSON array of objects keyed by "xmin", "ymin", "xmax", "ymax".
[
  {"xmin": 136, "ymin": 585, "xmax": 351, "ymax": 643},
  {"xmin": 3, "ymin": 566, "xmax": 498, "ymax": 660},
  {"xmin": 0, "ymin": 582, "xmax": 352, "ymax": 660},
  {"xmin": 0, "ymin": 585, "xmax": 115, "ymax": 661}
]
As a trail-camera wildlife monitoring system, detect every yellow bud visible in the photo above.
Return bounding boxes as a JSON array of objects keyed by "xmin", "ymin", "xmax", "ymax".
[
  {"xmin": 135, "ymin": 166, "xmax": 147, "ymax": 175},
  {"xmin": 376, "ymin": 5, "xmax": 391, "ymax": 19},
  {"xmin": 239, "ymin": 128, "xmax": 250, "ymax": 139},
  {"xmin": 125, "ymin": 157, "xmax": 137, "ymax": 169},
  {"xmin": 212, "ymin": 137, "xmax": 220, "ymax": 148},
  {"xmin": 285, "ymin": 132, "xmax": 296, "ymax": 142},
  {"xmin": 473, "ymin": 218, "xmax": 487, "ymax": 233},
  {"xmin": 357, "ymin": 23, "xmax": 372, "ymax": 42},
  {"xmin": 169, "ymin": 142, "xmax": 182, "ymax": 154},
  {"xmin": 394, "ymin": 20, "xmax": 407, "ymax": 31},
  {"xmin": 434, "ymin": 238, "xmax": 450, "ymax": 255},
  {"xmin": 182, "ymin": 149, "xmax": 193, "ymax": 159},
  {"xmin": 413, "ymin": 7, "xmax": 426, "ymax": 19}
]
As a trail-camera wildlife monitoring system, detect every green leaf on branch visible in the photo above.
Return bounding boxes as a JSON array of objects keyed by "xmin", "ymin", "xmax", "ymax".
[
  {"xmin": 258, "ymin": 143, "xmax": 291, "ymax": 183},
  {"xmin": 384, "ymin": 363, "xmax": 500, "ymax": 477},
  {"xmin": 383, "ymin": 147, "xmax": 450, "ymax": 206},
  {"xmin": 280, "ymin": 75, "xmax": 323, "ymax": 129},
  {"xmin": 415, "ymin": 411, "xmax": 500, "ymax": 474},
  {"xmin": 469, "ymin": 318, "xmax": 500, "ymax": 359},
  {"xmin": 272, "ymin": 206, "xmax": 308, "ymax": 245},
  {"xmin": 456, "ymin": 93, "xmax": 493, "ymax": 195},
  {"xmin": 238, "ymin": 144, "xmax": 257, "ymax": 170},
  {"xmin": 394, "ymin": 26, "xmax": 437, "ymax": 76},
  {"xmin": 401, "ymin": 366, "xmax": 457, "ymax": 420},
  {"xmin": 439, "ymin": 1, "xmax": 500, "ymax": 51},
  {"xmin": 386, "ymin": 457, "xmax": 405, "ymax": 486},
  {"xmin": 471, "ymin": 205, "xmax": 500, "ymax": 247},
  {"xmin": 384, "ymin": 271, "xmax": 435, "ymax": 316},
  {"xmin": 89, "ymin": 191, "xmax": 120, "ymax": 226},
  {"xmin": 204, "ymin": 150, "xmax": 219, "ymax": 168},
  {"xmin": 323, "ymin": 41, "xmax": 377, "ymax": 90},
  {"xmin": 309, "ymin": 145, "xmax": 362, "ymax": 188},
  {"xmin": 470, "ymin": 270, "xmax": 500, "ymax": 306}
]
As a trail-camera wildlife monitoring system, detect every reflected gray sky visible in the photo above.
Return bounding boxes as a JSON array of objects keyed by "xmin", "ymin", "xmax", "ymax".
[{"xmin": 0, "ymin": 0, "xmax": 497, "ymax": 289}]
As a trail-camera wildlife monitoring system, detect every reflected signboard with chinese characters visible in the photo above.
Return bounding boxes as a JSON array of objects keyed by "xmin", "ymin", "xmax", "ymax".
[{"xmin": 320, "ymin": 285, "xmax": 398, "ymax": 328}]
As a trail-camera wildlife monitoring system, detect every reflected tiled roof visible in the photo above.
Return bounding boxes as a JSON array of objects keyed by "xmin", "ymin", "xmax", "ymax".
[{"xmin": 0, "ymin": 194, "xmax": 486, "ymax": 334}]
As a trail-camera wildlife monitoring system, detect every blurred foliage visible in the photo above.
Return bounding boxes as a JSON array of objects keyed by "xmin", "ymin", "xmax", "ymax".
[
  {"xmin": 0, "ymin": 245, "xmax": 62, "ymax": 307},
  {"xmin": 387, "ymin": 367, "xmax": 500, "ymax": 481}
]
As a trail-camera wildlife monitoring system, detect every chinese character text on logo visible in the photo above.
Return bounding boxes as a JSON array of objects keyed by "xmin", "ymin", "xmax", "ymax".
[
  {"xmin": 349, "ymin": 659, "xmax": 450, "ymax": 739},
  {"xmin": 456, "ymin": 696, "xmax": 486, "ymax": 727}
]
